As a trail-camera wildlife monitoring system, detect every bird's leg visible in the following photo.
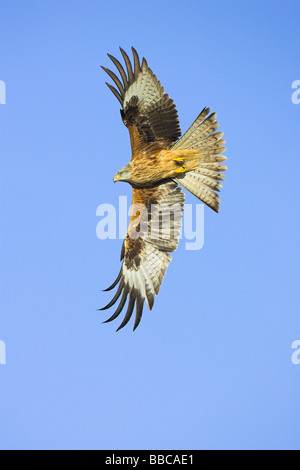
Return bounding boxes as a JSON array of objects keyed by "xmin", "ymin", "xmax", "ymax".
[{"xmin": 159, "ymin": 149, "xmax": 201, "ymax": 178}]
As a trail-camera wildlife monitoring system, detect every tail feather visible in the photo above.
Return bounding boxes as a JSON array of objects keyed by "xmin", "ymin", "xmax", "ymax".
[
  {"xmin": 196, "ymin": 167, "xmax": 226, "ymax": 180},
  {"xmin": 172, "ymin": 107, "xmax": 210, "ymax": 150},
  {"xmin": 172, "ymin": 107, "xmax": 227, "ymax": 212},
  {"xmin": 174, "ymin": 168, "xmax": 222, "ymax": 212},
  {"xmin": 199, "ymin": 162, "xmax": 227, "ymax": 171},
  {"xmin": 188, "ymin": 134, "xmax": 225, "ymax": 150}
]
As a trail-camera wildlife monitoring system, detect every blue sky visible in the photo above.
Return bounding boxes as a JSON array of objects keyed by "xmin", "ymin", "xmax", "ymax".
[{"xmin": 1, "ymin": 0, "xmax": 300, "ymax": 450}]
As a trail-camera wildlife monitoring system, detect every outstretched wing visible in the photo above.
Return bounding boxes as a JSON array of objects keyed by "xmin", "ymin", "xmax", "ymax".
[
  {"xmin": 100, "ymin": 181, "xmax": 185, "ymax": 331},
  {"xmin": 101, "ymin": 47, "xmax": 181, "ymax": 156}
]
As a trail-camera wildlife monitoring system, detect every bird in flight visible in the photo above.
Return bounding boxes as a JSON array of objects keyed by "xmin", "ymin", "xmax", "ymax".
[{"xmin": 100, "ymin": 47, "xmax": 227, "ymax": 331}]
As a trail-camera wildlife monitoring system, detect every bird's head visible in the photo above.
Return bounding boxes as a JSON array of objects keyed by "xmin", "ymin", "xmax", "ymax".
[{"xmin": 113, "ymin": 163, "xmax": 132, "ymax": 183}]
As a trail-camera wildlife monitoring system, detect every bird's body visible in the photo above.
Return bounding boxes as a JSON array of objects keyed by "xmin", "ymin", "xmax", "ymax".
[
  {"xmin": 101, "ymin": 47, "xmax": 227, "ymax": 331},
  {"xmin": 114, "ymin": 148, "xmax": 203, "ymax": 186}
]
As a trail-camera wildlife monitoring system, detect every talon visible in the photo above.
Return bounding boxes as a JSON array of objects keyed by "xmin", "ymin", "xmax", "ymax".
[{"xmin": 174, "ymin": 167, "xmax": 186, "ymax": 174}]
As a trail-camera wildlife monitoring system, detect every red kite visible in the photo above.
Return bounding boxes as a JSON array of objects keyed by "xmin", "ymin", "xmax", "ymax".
[{"xmin": 101, "ymin": 47, "xmax": 227, "ymax": 331}]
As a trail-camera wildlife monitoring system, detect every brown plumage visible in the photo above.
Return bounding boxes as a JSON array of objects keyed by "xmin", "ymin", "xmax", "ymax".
[{"xmin": 100, "ymin": 47, "xmax": 227, "ymax": 331}]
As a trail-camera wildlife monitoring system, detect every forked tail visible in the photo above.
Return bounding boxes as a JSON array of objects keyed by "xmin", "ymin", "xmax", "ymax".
[{"xmin": 172, "ymin": 107, "xmax": 227, "ymax": 213}]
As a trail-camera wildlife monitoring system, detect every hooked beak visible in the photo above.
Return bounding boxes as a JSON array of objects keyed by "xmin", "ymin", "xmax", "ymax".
[{"xmin": 113, "ymin": 175, "xmax": 120, "ymax": 183}]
